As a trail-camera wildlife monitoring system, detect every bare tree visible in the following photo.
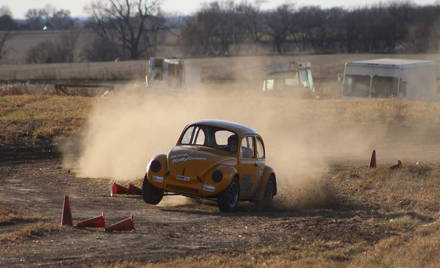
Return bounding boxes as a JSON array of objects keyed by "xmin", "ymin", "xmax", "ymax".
[
  {"xmin": 26, "ymin": 30, "xmax": 80, "ymax": 63},
  {"xmin": 87, "ymin": 0, "xmax": 165, "ymax": 60},
  {"xmin": 0, "ymin": 6, "xmax": 17, "ymax": 31},
  {"xmin": 235, "ymin": 1, "xmax": 264, "ymax": 53},
  {"xmin": 264, "ymin": 4, "xmax": 295, "ymax": 54},
  {"xmin": 0, "ymin": 31, "xmax": 12, "ymax": 61},
  {"xmin": 181, "ymin": 1, "xmax": 241, "ymax": 56},
  {"xmin": 25, "ymin": 5, "xmax": 74, "ymax": 30}
]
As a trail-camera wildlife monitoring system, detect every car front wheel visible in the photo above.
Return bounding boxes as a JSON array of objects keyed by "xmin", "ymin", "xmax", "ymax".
[
  {"xmin": 218, "ymin": 179, "xmax": 240, "ymax": 212},
  {"xmin": 142, "ymin": 175, "xmax": 164, "ymax": 205}
]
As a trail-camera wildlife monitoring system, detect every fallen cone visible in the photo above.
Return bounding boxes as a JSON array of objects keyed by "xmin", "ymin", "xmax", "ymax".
[
  {"xmin": 128, "ymin": 184, "xmax": 142, "ymax": 195},
  {"xmin": 60, "ymin": 195, "xmax": 73, "ymax": 226},
  {"xmin": 75, "ymin": 212, "xmax": 106, "ymax": 228},
  {"xmin": 111, "ymin": 183, "xmax": 129, "ymax": 196},
  {"xmin": 369, "ymin": 150, "xmax": 376, "ymax": 168},
  {"xmin": 105, "ymin": 216, "xmax": 135, "ymax": 232},
  {"xmin": 390, "ymin": 160, "xmax": 403, "ymax": 170}
]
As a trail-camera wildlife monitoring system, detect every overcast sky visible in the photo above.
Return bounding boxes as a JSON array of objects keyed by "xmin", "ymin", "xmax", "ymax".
[{"xmin": 2, "ymin": 0, "xmax": 438, "ymax": 18}]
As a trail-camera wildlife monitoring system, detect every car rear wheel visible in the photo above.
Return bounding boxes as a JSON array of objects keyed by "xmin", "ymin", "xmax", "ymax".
[
  {"xmin": 218, "ymin": 179, "xmax": 240, "ymax": 212},
  {"xmin": 142, "ymin": 175, "xmax": 164, "ymax": 205},
  {"xmin": 255, "ymin": 178, "xmax": 275, "ymax": 211}
]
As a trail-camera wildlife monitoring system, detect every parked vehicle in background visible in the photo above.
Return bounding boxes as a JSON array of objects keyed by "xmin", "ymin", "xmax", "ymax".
[
  {"xmin": 342, "ymin": 58, "xmax": 436, "ymax": 101},
  {"xmin": 262, "ymin": 61, "xmax": 315, "ymax": 97},
  {"xmin": 146, "ymin": 57, "xmax": 185, "ymax": 88}
]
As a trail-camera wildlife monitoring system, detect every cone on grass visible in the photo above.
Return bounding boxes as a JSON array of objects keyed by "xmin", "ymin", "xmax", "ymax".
[
  {"xmin": 111, "ymin": 183, "xmax": 129, "ymax": 196},
  {"xmin": 75, "ymin": 212, "xmax": 106, "ymax": 228},
  {"xmin": 105, "ymin": 216, "xmax": 135, "ymax": 232},
  {"xmin": 390, "ymin": 160, "xmax": 403, "ymax": 170},
  {"xmin": 369, "ymin": 150, "xmax": 376, "ymax": 168},
  {"xmin": 60, "ymin": 195, "xmax": 73, "ymax": 226},
  {"xmin": 128, "ymin": 184, "xmax": 142, "ymax": 195}
]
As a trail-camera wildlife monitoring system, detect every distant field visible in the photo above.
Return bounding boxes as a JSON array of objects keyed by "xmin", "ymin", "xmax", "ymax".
[
  {"xmin": 1, "ymin": 54, "xmax": 440, "ymax": 87},
  {"xmin": 0, "ymin": 60, "xmax": 146, "ymax": 82}
]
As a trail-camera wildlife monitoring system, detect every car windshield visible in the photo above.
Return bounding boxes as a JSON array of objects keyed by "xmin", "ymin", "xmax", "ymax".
[{"xmin": 179, "ymin": 125, "xmax": 238, "ymax": 153}]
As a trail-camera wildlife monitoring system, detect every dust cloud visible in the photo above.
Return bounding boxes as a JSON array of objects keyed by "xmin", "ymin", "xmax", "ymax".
[{"xmin": 65, "ymin": 82, "xmax": 426, "ymax": 210}]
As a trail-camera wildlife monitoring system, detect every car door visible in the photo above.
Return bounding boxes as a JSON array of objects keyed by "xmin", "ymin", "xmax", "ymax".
[{"xmin": 238, "ymin": 136, "xmax": 261, "ymax": 199}]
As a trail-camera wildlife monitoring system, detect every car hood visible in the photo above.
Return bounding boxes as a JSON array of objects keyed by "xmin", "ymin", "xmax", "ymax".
[{"xmin": 168, "ymin": 146, "xmax": 236, "ymax": 178}]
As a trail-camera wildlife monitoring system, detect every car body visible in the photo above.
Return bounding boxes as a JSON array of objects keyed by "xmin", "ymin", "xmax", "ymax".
[{"xmin": 142, "ymin": 120, "xmax": 277, "ymax": 212}]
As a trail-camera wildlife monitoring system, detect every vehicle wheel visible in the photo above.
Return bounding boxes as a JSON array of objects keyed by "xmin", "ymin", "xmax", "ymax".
[
  {"xmin": 218, "ymin": 178, "xmax": 240, "ymax": 212},
  {"xmin": 255, "ymin": 178, "xmax": 275, "ymax": 211},
  {"xmin": 142, "ymin": 175, "xmax": 164, "ymax": 205}
]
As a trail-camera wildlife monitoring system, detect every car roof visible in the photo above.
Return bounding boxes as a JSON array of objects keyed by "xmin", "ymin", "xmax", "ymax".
[{"xmin": 191, "ymin": 120, "xmax": 258, "ymax": 136}]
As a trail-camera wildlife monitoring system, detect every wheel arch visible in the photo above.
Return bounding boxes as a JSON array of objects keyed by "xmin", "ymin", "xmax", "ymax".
[{"xmin": 256, "ymin": 165, "xmax": 277, "ymax": 200}]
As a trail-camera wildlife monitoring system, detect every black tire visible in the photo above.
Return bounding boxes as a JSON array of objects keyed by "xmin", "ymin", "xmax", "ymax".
[
  {"xmin": 218, "ymin": 178, "xmax": 240, "ymax": 212},
  {"xmin": 255, "ymin": 178, "xmax": 275, "ymax": 211},
  {"xmin": 142, "ymin": 175, "xmax": 164, "ymax": 205}
]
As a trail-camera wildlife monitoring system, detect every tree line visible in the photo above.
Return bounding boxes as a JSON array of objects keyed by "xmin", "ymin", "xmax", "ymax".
[
  {"xmin": 1, "ymin": 1, "xmax": 440, "ymax": 63},
  {"xmin": 182, "ymin": 1, "xmax": 440, "ymax": 56}
]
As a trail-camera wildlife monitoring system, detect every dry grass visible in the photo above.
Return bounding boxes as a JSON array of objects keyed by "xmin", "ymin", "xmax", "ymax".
[
  {"xmin": 0, "ymin": 204, "xmax": 42, "ymax": 224},
  {"xmin": 0, "ymin": 204, "xmax": 61, "ymax": 242},
  {"xmin": 0, "ymin": 60, "xmax": 146, "ymax": 81},
  {"xmin": 0, "ymin": 223, "xmax": 63, "ymax": 242},
  {"xmin": 0, "ymin": 94, "xmax": 91, "ymax": 148},
  {"xmin": 349, "ymin": 220, "xmax": 440, "ymax": 268},
  {"xmin": 332, "ymin": 164, "xmax": 440, "ymax": 217}
]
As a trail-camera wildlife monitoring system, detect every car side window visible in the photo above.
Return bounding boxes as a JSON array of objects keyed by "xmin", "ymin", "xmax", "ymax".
[
  {"xmin": 256, "ymin": 137, "xmax": 265, "ymax": 159},
  {"xmin": 240, "ymin": 136, "xmax": 255, "ymax": 159},
  {"xmin": 215, "ymin": 130, "xmax": 234, "ymax": 146},
  {"xmin": 194, "ymin": 127, "xmax": 205, "ymax": 145}
]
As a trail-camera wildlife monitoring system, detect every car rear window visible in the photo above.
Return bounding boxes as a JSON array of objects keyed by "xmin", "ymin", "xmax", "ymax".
[{"xmin": 180, "ymin": 125, "xmax": 237, "ymax": 153}]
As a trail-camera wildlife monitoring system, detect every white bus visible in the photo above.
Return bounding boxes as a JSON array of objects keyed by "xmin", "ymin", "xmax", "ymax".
[{"xmin": 342, "ymin": 58, "xmax": 436, "ymax": 101}]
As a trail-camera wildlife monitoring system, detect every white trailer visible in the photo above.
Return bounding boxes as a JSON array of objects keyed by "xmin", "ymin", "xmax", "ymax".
[{"xmin": 342, "ymin": 58, "xmax": 436, "ymax": 101}]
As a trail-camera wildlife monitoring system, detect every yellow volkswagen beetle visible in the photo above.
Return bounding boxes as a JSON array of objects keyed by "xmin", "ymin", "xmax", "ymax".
[{"xmin": 142, "ymin": 120, "xmax": 277, "ymax": 212}]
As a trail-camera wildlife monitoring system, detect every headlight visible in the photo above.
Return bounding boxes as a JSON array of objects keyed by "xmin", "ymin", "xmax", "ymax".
[
  {"xmin": 212, "ymin": 170, "xmax": 223, "ymax": 182},
  {"xmin": 150, "ymin": 160, "xmax": 161, "ymax": 173}
]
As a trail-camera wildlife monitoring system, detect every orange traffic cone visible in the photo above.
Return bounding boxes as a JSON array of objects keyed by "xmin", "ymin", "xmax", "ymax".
[
  {"xmin": 369, "ymin": 150, "xmax": 376, "ymax": 168},
  {"xmin": 60, "ymin": 195, "xmax": 73, "ymax": 226},
  {"xmin": 128, "ymin": 184, "xmax": 142, "ymax": 195},
  {"xmin": 105, "ymin": 216, "xmax": 135, "ymax": 232},
  {"xmin": 111, "ymin": 183, "xmax": 129, "ymax": 196},
  {"xmin": 75, "ymin": 212, "xmax": 106, "ymax": 228}
]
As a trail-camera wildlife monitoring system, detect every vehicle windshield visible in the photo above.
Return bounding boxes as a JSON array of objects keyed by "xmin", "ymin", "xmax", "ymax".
[
  {"xmin": 263, "ymin": 70, "xmax": 313, "ymax": 92},
  {"xmin": 343, "ymin": 75, "xmax": 371, "ymax": 97},
  {"xmin": 371, "ymin": 76, "xmax": 399, "ymax": 97},
  {"xmin": 179, "ymin": 125, "xmax": 238, "ymax": 153}
]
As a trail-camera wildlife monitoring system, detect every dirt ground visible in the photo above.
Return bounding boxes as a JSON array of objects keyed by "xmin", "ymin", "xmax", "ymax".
[{"xmin": 1, "ymin": 155, "xmax": 439, "ymax": 267}]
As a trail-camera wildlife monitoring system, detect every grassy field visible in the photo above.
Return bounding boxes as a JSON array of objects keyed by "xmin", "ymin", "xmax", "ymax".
[{"xmin": 0, "ymin": 95, "xmax": 90, "ymax": 147}]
